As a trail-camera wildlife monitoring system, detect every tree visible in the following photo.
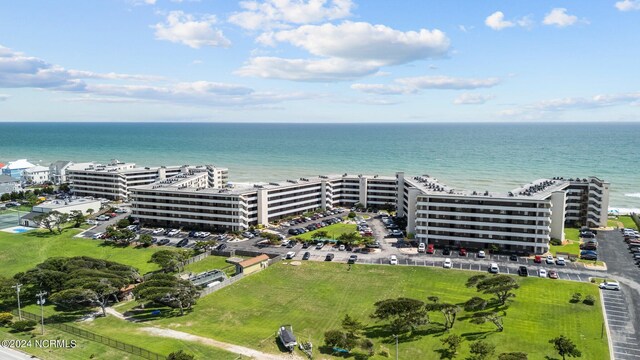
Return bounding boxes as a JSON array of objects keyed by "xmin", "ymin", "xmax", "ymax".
[
  {"xmin": 70, "ymin": 210, "xmax": 85, "ymax": 228},
  {"xmin": 348, "ymin": 211, "xmax": 356, "ymax": 219},
  {"xmin": 117, "ymin": 219, "xmax": 130, "ymax": 229},
  {"xmin": 470, "ymin": 312, "xmax": 504, "ymax": 332},
  {"xmin": 498, "ymin": 352, "xmax": 528, "ymax": 360},
  {"xmin": 464, "ymin": 297, "xmax": 488, "ymax": 312},
  {"xmin": 0, "ymin": 312, "xmax": 13, "ymax": 326},
  {"xmin": 440, "ymin": 334, "xmax": 462, "ymax": 359},
  {"xmin": 0, "ymin": 193, "xmax": 9, "ymax": 202},
  {"xmin": 11, "ymin": 320, "xmax": 37, "ymax": 332},
  {"xmin": 425, "ymin": 297, "xmax": 461, "ymax": 330},
  {"xmin": 86, "ymin": 208, "xmax": 95, "ymax": 216},
  {"xmin": 342, "ymin": 313, "xmax": 364, "ymax": 338},
  {"xmin": 338, "ymin": 232, "xmax": 360, "ymax": 244},
  {"xmin": 312, "ymin": 230, "xmax": 329, "ymax": 240},
  {"xmin": 167, "ymin": 350, "xmax": 195, "ymax": 360},
  {"xmin": 469, "ymin": 340, "xmax": 495, "ymax": 360},
  {"xmin": 138, "ymin": 234, "xmax": 153, "ymax": 247},
  {"xmin": 150, "ymin": 250, "xmax": 192, "ymax": 273},
  {"xmin": 466, "ymin": 275, "xmax": 519, "ymax": 305},
  {"xmin": 549, "ymin": 336, "xmax": 582, "ymax": 360},
  {"xmin": 324, "ymin": 329, "xmax": 357, "ymax": 351},
  {"xmin": 0, "ymin": 276, "xmax": 18, "ymax": 307},
  {"xmin": 583, "ymin": 295, "xmax": 595, "ymax": 306},
  {"xmin": 34, "ymin": 211, "xmax": 69, "ymax": 233},
  {"xmin": 34, "ymin": 212, "xmax": 57, "ymax": 233},
  {"xmin": 59, "ymin": 183, "xmax": 71, "ymax": 192},
  {"xmin": 19, "ymin": 256, "xmax": 140, "ymax": 316},
  {"xmin": 135, "ymin": 273, "xmax": 199, "ymax": 316},
  {"xmin": 371, "ymin": 297, "xmax": 428, "ymax": 335}
]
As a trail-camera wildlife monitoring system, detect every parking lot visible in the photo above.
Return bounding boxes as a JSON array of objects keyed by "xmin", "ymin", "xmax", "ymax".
[{"xmin": 601, "ymin": 288, "xmax": 640, "ymax": 359}]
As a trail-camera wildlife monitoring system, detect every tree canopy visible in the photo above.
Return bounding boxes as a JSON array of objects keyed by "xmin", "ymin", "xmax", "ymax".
[
  {"xmin": 549, "ymin": 335, "xmax": 582, "ymax": 360},
  {"xmin": 371, "ymin": 297, "xmax": 428, "ymax": 335},
  {"xmin": 466, "ymin": 274, "xmax": 520, "ymax": 305},
  {"xmin": 149, "ymin": 249, "xmax": 192, "ymax": 273},
  {"xmin": 134, "ymin": 273, "xmax": 199, "ymax": 316}
]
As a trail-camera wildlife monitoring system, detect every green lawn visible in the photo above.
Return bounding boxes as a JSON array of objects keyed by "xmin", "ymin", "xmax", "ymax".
[
  {"xmin": 296, "ymin": 223, "xmax": 357, "ymax": 241},
  {"xmin": 0, "ymin": 227, "xmax": 170, "ymax": 276},
  {"xmin": 183, "ymin": 255, "xmax": 237, "ymax": 275},
  {"xmin": 619, "ymin": 215, "xmax": 638, "ymax": 230},
  {"xmin": 135, "ymin": 262, "xmax": 608, "ymax": 359}
]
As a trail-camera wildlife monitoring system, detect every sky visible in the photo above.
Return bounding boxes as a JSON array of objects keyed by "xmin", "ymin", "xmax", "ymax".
[{"xmin": 0, "ymin": 0, "xmax": 639, "ymax": 123}]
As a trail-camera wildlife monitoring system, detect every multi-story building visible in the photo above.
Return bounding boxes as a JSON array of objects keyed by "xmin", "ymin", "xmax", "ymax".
[
  {"xmin": 129, "ymin": 169, "xmax": 609, "ymax": 254},
  {"xmin": 68, "ymin": 160, "xmax": 228, "ymax": 200},
  {"xmin": 22, "ymin": 165, "xmax": 50, "ymax": 185}
]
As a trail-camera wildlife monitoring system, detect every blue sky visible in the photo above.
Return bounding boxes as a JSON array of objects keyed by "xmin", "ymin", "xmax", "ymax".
[{"xmin": 0, "ymin": 0, "xmax": 638, "ymax": 122}]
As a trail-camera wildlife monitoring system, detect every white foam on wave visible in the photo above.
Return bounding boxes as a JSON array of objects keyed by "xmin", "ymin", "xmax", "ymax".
[{"xmin": 624, "ymin": 193, "xmax": 640, "ymax": 198}]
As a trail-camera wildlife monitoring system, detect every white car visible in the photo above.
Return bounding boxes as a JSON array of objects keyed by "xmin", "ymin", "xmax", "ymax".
[
  {"xmin": 556, "ymin": 256, "xmax": 566, "ymax": 266},
  {"xmin": 339, "ymin": 245, "xmax": 346, "ymax": 251},
  {"xmin": 86, "ymin": 220, "xmax": 98, "ymax": 225},
  {"xmin": 477, "ymin": 250, "xmax": 486, "ymax": 258},
  {"xmin": 285, "ymin": 251, "xmax": 296, "ymax": 259},
  {"xmin": 418, "ymin": 243, "xmax": 426, "ymax": 253},
  {"xmin": 545, "ymin": 255, "xmax": 554, "ymax": 264},
  {"xmin": 443, "ymin": 258, "xmax": 452, "ymax": 268},
  {"xmin": 114, "ymin": 208, "xmax": 127, "ymax": 214},
  {"xmin": 168, "ymin": 229, "xmax": 180, "ymax": 236},
  {"xmin": 92, "ymin": 232, "xmax": 105, "ymax": 239},
  {"xmin": 96, "ymin": 215, "xmax": 109, "ymax": 221},
  {"xmin": 390, "ymin": 255, "xmax": 398, "ymax": 265},
  {"xmin": 599, "ymin": 281, "xmax": 620, "ymax": 291},
  {"xmin": 152, "ymin": 228, "xmax": 164, "ymax": 235},
  {"xmin": 538, "ymin": 268, "xmax": 547, "ymax": 278},
  {"xmin": 489, "ymin": 263, "xmax": 500, "ymax": 273}
]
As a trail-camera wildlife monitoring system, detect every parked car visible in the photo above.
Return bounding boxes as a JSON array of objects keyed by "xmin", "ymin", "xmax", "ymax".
[
  {"xmin": 442, "ymin": 248, "xmax": 451, "ymax": 256},
  {"xmin": 86, "ymin": 220, "xmax": 98, "ymax": 225},
  {"xmin": 548, "ymin": 270, "xmax": 559, "ymax": 279},
  {"xmin": 316, "ymin": 242, "xmax": 324, "ymax": 250},
  {"xmin": 580, "ymin": 250, "xmax": 598, "ymax": 260},
  {"xmin": 390, "ymin": 229, "xmax": 403, "ymax": 237},
  {"xmin": 325, "ymin": 253, "xmax": 334, "ymax": 261},
  {"xmin": 157, "ymin": 238, "xmax": 170, "ymax": 246},
  {"xmin": 348, "ymin": 255, "xmax": 358, "ymax": 264},
  {"xmin": 443, "ymin": 258, "xmax": 453, "ymax": 268},
  {"xmin": 556, "ymin": 256, "xmax": 566, "ymax": 266},
  {"xmin": 285, "ymin": 251, "xmax": 296, "ymax": 259},
  {"xmin": 477, "ymin": 250, "xmax": 486, "ymax": 258},
  {"xmin": 176, "ymin": 238, "xmax": 189, "ymax": 248},
  {"xmin": 389, "ymin": 255, "xmax": 398, "ymax": 265},
  {"xmin": 92, "ymin": 232, "xmax": 105, "ymax": 239},
  {"xmin": 489, "ymin": 263, "xmax": 500, "ymax": 273},
  {"xmin": 599, "ymin": 281, "xmax": 620, "ymax": 291},
  {"xmin": 458, "ymin": 248, "xmax": 467, "ymax": 256},
  {"xmin": 509, "ymin": 254, "xmax": 518, "ymax": 261},
  {"xmin": 114, "ymin": 208, "xmax": 127, "ymax": 214},
  {"xmin": 302, "ymin": 252, "xmax": 311, "ymax": 260},
  {"xmin": 418, "ymin": 243, "xmax": 426, "ymax": 253},
  {"xmin": 518, "ymin": 266, "xmax": 529, "ymax": 277},
  {"xmin": 338, "ymin": 244, "xmax": 346, "ymax": 251},
  {"xmin": 538, "ymin": 268, "xmax": 547, "ymax": 278},
  {"xmin": 545, "ymin": 255, "xmax": 554, "ymax": 264},
  {"xmin": 152, "ymin": 228, "xmax": 164, "ymax": 235},
  {"xmin": 96, "ymin": 215, "xmax": 109, "ymax": 221},
  {"xmin": 366, "ymin": 242, "xmax": 381, "ymax": 248},
  {"xmin": 168, "ymin": 229, "xmax": 180, "ymax": 237},
  {"xmin": 427, "ymin": 244, "xmax": 435, "ymax": 254},
  {"xmin": 216, "ymin": 243, "xmax": 227, "ymax": 251},
  {"xmin": 534, "ymin": 255, "xmax": 542, "ymax": 263}
]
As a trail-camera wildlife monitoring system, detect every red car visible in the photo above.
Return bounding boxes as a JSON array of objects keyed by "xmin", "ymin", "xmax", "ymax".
[
  {"xmin": 426, "ymin": 244, "xmax": 435, "ymax": 254},
  {"xmin": 548, "ymin": 270, "xmax": 559, "ymax": 279},
  {"xmin": 458, "ymin": 248, "xmax": 467, "ymax": 256},
  {"xmin": 534, "ymin": 255, "xmax": 542, "ymax": 263}
]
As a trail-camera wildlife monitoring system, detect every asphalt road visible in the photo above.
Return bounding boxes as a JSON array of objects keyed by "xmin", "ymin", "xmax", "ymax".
[{"xmin": 0, "ymin": 347, "xmax": 37, "ymax": 360}]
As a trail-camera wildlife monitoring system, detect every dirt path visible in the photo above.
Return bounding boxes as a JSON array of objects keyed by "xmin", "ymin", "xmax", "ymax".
[{"xmin": 141, "ymin": 327, "xmax": 305, "ymax": 360}]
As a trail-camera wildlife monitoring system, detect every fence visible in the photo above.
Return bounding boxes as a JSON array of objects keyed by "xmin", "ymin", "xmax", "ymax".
[
  {"xmin": 12, "ymin": 310, "xmax": 165, "ymax": 360},
  {"xmin": 198, "ymin": 272, "xmax": 245, "ymax": 297},
  {"xmin": 143, "ymin": 250, "xmax": 212, "ymax": 280}
]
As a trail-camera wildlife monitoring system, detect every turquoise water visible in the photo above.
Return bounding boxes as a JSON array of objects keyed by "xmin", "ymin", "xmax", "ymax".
[{"xmin": 0, "ymin": 122, "xmax": 638, "ymax": 209}]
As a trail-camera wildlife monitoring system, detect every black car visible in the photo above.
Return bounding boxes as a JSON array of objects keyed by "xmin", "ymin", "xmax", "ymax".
[
  {"xmin": 150, "ymin": 237, "xmax": 158, "ymax": 244},
  {"xmin": 302, "ymin": 252, "xmax": 311, "ymax": 260},
  {"xmin": 509, "ymin": 254, "xmax": 518, "ymax": 261},
  {"xmin": 518, "ymin": 266, "xmax": 529, "ymax": 277},
  {"xmin": 176, "ymin": 238, "xmax": 189, "ymax": 247},
  {"xmin": 158, "ymin": 238, "xmax": 170, "ymax": 246},
  {"xmin": 286, "ymin": 241, "xmax": 295, "ymax": 248},
  {"xmin": 325, "ymin": 253, "xmax": 335, "ymax": 261},
  {"xmin": 216, "ymin": 243, "xmax": 227, "ymax": 251},
  {"xmin": 188, "ymin": 231, "xmax": 196, "ymax": 237},
  {"xmin": 348, "ymin": 255, "xmax": 358, "ymax": 264},
  {"xmin": 442, "ymin": 248, "xmax": 451, "ymax": 256}
]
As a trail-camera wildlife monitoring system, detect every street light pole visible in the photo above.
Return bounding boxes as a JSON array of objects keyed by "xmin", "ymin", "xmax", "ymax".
[
  {"xmin": 394, "ymin": 334, "xmax": 399, "ymax": 360},
  {"xmin": 36, "ymin": 291, "xmax": 47, "ymax": 335},
  {"xmin": 12, "ymin": 283, "xmax": 22, "ymax": 320}
]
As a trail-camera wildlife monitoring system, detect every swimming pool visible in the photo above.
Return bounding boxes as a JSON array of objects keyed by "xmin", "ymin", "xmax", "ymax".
[{"xmin": 1, "ymin": 226, "xmax": 34, "ymax": 234}]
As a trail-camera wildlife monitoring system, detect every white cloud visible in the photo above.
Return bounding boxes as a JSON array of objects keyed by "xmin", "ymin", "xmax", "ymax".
[
  {"xmin": 236, "ymin": 57, "xmax": 379, "ymax": 81},
  {"xmin": 501, "ymin": 92, "xmax": 640, "ymax": 118},
  {"xmin": 351, "ymin": 76, "xmax": 501, "ymax": 95},
  {"xmin": 543, "ymin": 8, "xmax": 580, "ymax": 27},
  {"xmin": 153, "ymin": 11, "xmax": 230, "ymax": 49},
  {"xmin": 453, "ymin": 93, "xmax": 495, "ymax": 105},
  {"xmin": 241, "ymin": 21, "xmax": 449, "ymax": 81},
  {"xmin": 128, "ymin": 0, "xmax": 156, "ymax": 5},
  {"xmin": 229, "ymin": 0, "xmax": 354, "ymax": 30},
  {"xmin": 0, "ymin": 94, "xmax": 9, "ymax": 101},
  {"xmin": 485, "ymin": 11, "xmax": 532, "ymax": 30},
  {"xmin": 615, "ymin": 0, "xmax": 640, "ymax": 11},
  {"xmin": 66, "ymin": 70, "xmax": 162, "ymax": 81},
  {"xmin": 485, "ymin": 11, "xmax": 514, "ymax": 30}
]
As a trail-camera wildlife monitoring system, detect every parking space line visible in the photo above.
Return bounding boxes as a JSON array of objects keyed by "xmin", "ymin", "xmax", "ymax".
[
  {"xmin": 615, "ymin": 341, "xmax": 640, "ymax": 346},
  {"xmin": 614, "ymin": 352, "xmax": 640, "ymax": 358},
  {"xmin": 613, "ymin": 345, "xmax": 640, "ymax": 352}
]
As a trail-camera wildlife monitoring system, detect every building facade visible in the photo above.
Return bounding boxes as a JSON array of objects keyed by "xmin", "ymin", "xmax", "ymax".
[
  {"xmin": 1, "ymin": 159, "xmax": 36, "ymax": 179},
  {"xmin": 22, "ymin": 166, "xmax": 50, "ymax": 185}
]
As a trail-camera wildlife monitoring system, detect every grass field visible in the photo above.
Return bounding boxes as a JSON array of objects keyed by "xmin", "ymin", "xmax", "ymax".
[
  {"xmin": 619, "ymin": 215, "xmax": 638, "ymax": 230},
  {"xmin": 550, "ymin": 228, "xmax": 581, "ymax": 256},
  {"xmin": 130, "ymin": 262, "xmax": 608, "ymax": 359},
  {"xmin": 183, "ymin": 255, "xmax": 237, "ymax": 275},
  {"xmin": 296, "ymin": 223, "xmax": 357, "ymax": 241},
  {"xmin": 0, "ymin": 227, "xmax": 169, "ymax": 276}
]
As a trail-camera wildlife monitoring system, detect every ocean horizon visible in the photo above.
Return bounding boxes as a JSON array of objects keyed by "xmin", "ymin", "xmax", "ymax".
[{"xmin": 1, "ymin": 122, "xmax": 638, "ymax": 211}]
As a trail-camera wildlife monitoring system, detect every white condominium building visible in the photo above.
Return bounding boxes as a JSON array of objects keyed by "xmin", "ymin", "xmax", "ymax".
[{"xmin": 68, "ymin": 159, "xmax": 228, "ymax": 200}]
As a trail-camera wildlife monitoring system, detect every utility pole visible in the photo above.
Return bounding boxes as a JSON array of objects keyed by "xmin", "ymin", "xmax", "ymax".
[
  {"xmin": 12, "ymin": 283, "xmax": 22, "ymax": 320},
  {"xmin": 394, "ymin": 334, "xmax": 399, "ymax": 360},
  {"xmin": 36, "ymin": 291, "xmax": 47, "ymax": 335}
]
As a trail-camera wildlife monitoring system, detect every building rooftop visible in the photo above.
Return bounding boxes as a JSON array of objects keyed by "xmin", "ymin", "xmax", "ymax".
[
  {"xmin": 24, "ymin": 165, "xmax": 49, "ymax": 173},
  {"xmin": 238, "ymin": 254, "xmax": 270, "ymax": 268},
  {"xmin": 4, "ymin": 159, "xmax": 36, "ymax": 170},
  {"xmin": 35, "ymin": 197, "xmax": 101, "ymax": 210}
]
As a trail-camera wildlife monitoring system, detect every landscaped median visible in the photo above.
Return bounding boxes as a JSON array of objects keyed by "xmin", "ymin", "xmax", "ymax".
[{"xmin": 295, "ymin": 223, "xmax": 358, "ymax": 241}]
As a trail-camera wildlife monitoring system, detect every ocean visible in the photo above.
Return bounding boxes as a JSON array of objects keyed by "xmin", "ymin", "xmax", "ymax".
[{"xmin": 0, "ymin": 122, "xmax": 638, "ymax": 211}]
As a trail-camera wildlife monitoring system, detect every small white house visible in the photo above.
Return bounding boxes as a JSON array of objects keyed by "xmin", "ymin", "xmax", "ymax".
[
  {"xmin": 32, "ymin": 198, "xmax": 102, "ymax": 215},
  {"xmin": 23, "ymin": 166, "xmax": 50, "ymax": 185}
]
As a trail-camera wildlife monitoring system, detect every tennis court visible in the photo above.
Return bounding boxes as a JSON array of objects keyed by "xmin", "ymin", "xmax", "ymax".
[{"xmin": 0, "ymin": 212, "xmax": 21, "ymax": 229}]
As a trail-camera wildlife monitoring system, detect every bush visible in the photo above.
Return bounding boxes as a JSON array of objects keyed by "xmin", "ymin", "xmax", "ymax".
[
  {"xmin": 498, "ymin": 352, "xmax": 528, "ymax": 360},
  {"xmin": 11, "ymin": 320, "xmax": 37, "ymax": 332},
  {"xmin": 116, "ymin": 219, "xmax": 130, "ymax": 229},
  {"xmin": 378, "ymin": 348, "xmax": 390, "ymax": 358},
  {"xmin": 0, "ymin": 312, "xmax": 12, "ymax": 326},
  {"xmin": 550, "ymin": 238, "xmax": 562, "ymax": 246},
  {"xmin": 167, "ymin": 350, "xmax": 195, "ymax": 360},
  {"xmin": 583, "ymin": 294, "xmax": 596, "ymax": 306},
  {"xmin": 570, "ymin": 293, "xmax": 582, "ymax": 303},
  {"xmin": 348, "ymin": 212, "xmax": 356, "ymax": 219}
]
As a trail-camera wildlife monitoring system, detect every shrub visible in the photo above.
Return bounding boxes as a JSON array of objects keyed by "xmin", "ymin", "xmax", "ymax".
[
  {"xmin": 570, "ymin": 293, "xmax": 582, "ymax": 303},
  {"xmin": 550, "ymin": 238, "xmax": 562, "ymax": 246},
  {"xmin": 378, "ymin": 348, "xmax": 390, "ymax": 358},
  {"xmin": 0, "ymin": 312, "xmax": 12, "ymax": 326},
  {"xmin": 498, "ymin": 352, "xmax": 528, "ymax": 360},
  {"xmin": 167, "ymin": 350, "xmax": 195, "ymax": 360},
  {"xmin": 116, "ymin": 219, "xmax": 130, "ymax": 229},
  {"xmin": 583, "ymin": 294, "xmax": 596, "ymax": 306},
  {"xmin": 11, "ymin": 320, "xmax": 37, "ymax": 332},
  {"xmin": 348, "ymin": 212, "xmax": 356, "ymax": 219}
]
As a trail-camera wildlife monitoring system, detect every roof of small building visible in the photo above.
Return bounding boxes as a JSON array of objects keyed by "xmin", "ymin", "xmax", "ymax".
[
  {"xmin": 20, "ymin": 212, "xmax": 41, "ymax": 221},
  {"xmin": 24, "ymin": 165, "xmax": 49, "ymax": 173},
  {"xmin": 238, "ymin": 254, "xmax": 269, "ymax": 268},
  {"xmin": 5, "ymin": 159, "xmax": 36, "ymax": 170}
]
